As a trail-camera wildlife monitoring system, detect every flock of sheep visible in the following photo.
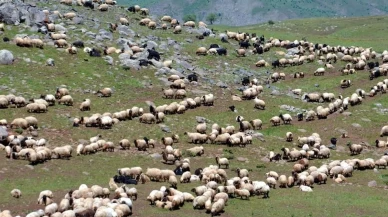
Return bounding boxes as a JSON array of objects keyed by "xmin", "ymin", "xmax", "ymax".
[{"xmin": 1, "ymin": 0, "xmax": 388, "ymax": 217}]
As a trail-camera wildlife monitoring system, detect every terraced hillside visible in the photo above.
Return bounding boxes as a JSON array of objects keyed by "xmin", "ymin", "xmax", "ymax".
[{"xmin": 0, "ymin": 1, "xmax": 388, "ymax": 217}]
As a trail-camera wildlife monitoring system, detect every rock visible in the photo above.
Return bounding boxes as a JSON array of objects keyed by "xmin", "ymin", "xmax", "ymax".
[
  {"xmin": 150, "ymin": 153, "xmax": 162, "ymax": 159},
  {"xmin": 237, "ymin": 157, "xmax": 248, "ymax": 162},
  {"xmin": 98, "ymin": 29, "xmax": 113, "ymax": 40},
  {"xmin": 78, "ymin": 139, "xmax": 89, "ymax": 145},
  {"xmin": 0, "ymin": 1, "xmax": 45, "ymax": 26},
  {"xmin": 167, "ymin": 39, "xmax": 177, "ymax": 45},
  {"xmin": 0, "ymin": 50, "xmax": 14, "ymax": 65},
  {"xmin": 83, "ymin": 172, "xmax": 90, "ymax": 176},
  {"xmin": 160, "ymin": 125, "xmax": 171, "ymax": 133},
  {"xmin": 216, "ymin": 81, "xmax": 228, "ymax": 88},
  {"xmin": 73, "ymin": 17, "xmax": 84, "ymax": 25},
  {"xmin": 352, "ymin": 123, "xmax": 362, "ymax": 128},
  {"xmin": 30, "ymin": 131, "xmax": 39, "ymax": 137},
  {"xmin": 375, "ymin": 103, "xmax": 382, "ymax": 107},
  {"xmin": 361, "ymin": 118, "xmax": 371, "ymax": 122},
  {"xmin": 120, "ymin": 59, "xmax": 140, "ymax": 70},
  {"xmin": 196, "ymin": 116, "xmax": 207, "ymax": 123},
  {"xmin": 146, "ymin": 40, "xmax": 158, "ymax": 49},
  {"xmin": 270, "ymin": 89, "xmax": 280, "ymax": 96},
  {"xmin": 25, "ymin": 165, "xmax": 34, "ymax": 170},
  {"xmin": 54, "ymin": 24, "xmax": 67, "ymax": 32},
  {"xmin": 314, "ymin": 83, "xmax": 319, "ymax": 87},
  {"xmin": 298, "ymin": 129, "xmax": 307, "ymax": 133},
  {"xmin": 46, "ymin": 58, "xmax": 55, "ymax": 66},
  {"xmin": 368, "ymin": 180, "xmax": 377, "ymax": 187},
  {"xmin": 232, "ymin": 95, "xmax": 242, "ymax": 101},
  {"xmin": 103, "ymin": 56, "xmax": 113, "ymax": 65},
  {"xmin": 117, "ymin": 25, "xmax": 135, "ymax": 37},
  {"xmin": 185, "ymin": 38, "xmax": 193, "ymax": 43},
  {"xmin": 342, "ymin": 112, "xmax": 352, "ymax": 116}
]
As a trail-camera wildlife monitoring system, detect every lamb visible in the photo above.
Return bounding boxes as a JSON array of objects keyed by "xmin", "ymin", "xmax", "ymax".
[
  {"xmin": 279, "ymin": 113, "xmax": 292, "ymax": 124},
  {"xmin": 235, "ymin": 49, "xmax": 246, "ymax": 57},
  {"xmin": 381, "ymin": 125, "xmax": 388, "ymax": 137},
  {"xmin": 139, "ymin": 113, "xmax": 156, "ymax": 124},
  {"xmin": 58, "ymin": 95, "xmax": 73, "ymax": 106},
  {"xmin": 235, "ymin": 189, "xmax": 250, "ymax": 199},
  {"xmin": 286, "ymin": 132, "xmax": 293, "ymax": 142},
  {"xmin": 215, "ymin": 157, "xmax": 229, "ymax": 169},
  {"xmin": 196, "ymin": 47, "xmax": 207, "ymax": 55},
  {"xmin": 253, "ymin": 97, "xmax": 265, "ymax": 110},
  {"xmin": 196, "ymin": 122, "xmax": 207, "ymax": 134},
  {"xmin": 79, "ymin": 99, "xmax": 91, "ymax": 111},
  {"xmin": 340, "ymin": 79, "xmax": 351, "ymax": 88},
  {"xmin": 270, "ymin": 116, "xmax": 281, "ymax": 126},
  {"xmin": 250, "ymin": 119, "xmax": 263, "ymax": 130},
  {"xmin": 347, "ymin": 143, "xmax": 363, "ymax": 155},
  {"xmin": 186, "ymin": 146, "xmax": 205, "ymax": 156},
  {"xmin": 97, "ymin": 88, "xmax": 112, "ymax": 97},
  {"xmin": 314, "ymin": 67, "xmax": 325, "ymax": 76},
  {"xmin": 10, "ymin": 189, "xmax": 22, "ymax": 198},
  {"xmin": 173, "ymin": 25, "xmax": 182, "ymax": 34},
  {"xmin": 180, "ymin": 171, "xmax": 191, "ymax": 183},
  {"xmin": 98, "ymin": 3, "xmax": 109, "ymax": 11}
]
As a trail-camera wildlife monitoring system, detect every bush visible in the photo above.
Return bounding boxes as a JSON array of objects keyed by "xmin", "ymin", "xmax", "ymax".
[
  {"xmin": 268, "ymin": 20, "xmax": 275, "ymax": 25},
  {"xmin": 15, "ymin": 128, "xmax": 23, "ymax": 135},
  {"xmin": 223, "ymin": 149, "xmax": 234, "ymax": 160},
  {"xmin": 183, "ymin": 14, "xmax": 197, "ymax": 22}
]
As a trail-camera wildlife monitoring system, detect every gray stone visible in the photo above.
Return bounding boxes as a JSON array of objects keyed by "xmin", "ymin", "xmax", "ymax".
[
  {"xmin": 54, "ymin": 24, "xmax": 67, "ymax": 32},
  {"xmin": 342, "ymin": 112, "xmax": 352, "ymax": 116},
  {"xmin": 237, "ymin": 157, "xmax": 248, "ymax": 162},
  {"xmin": 368, "ymin": 180, "xmax": 377, "ymax": 187},
  {"xmin": 25, "ymin": 165, "xmax": 34, "ymax": 170},
  {"xmin": 160, "ymin": 125, "xmax": 171, "ymax": 133},
  {"xmin": 0, "ymin": 127, "xmax": 8, "ymax": 142},
  {"xmin": 185, "ymin": 38, "xmax": 193, "ymax": 43},
  {"xmin": 173, "ymin": 44, "xmax": 181, "ymax": 50},
  {"xmin": 30, "ymin": 131, "xmax": 39, "ymax": 137},
  {"xmin": 73, "ymin": 17, "xmax": 84, "ymax": 25},
  {"xmin": 121, "ymin": 59, "xmax": 140, "ymax": 70},
  {"xmin": 0, "ymin": 50, "xmax": 14, "ymax": 65},
  {"xmin": 146, "ymin": 41, "xmax": 158, "ymax": 49},
  {"xmin": 117, "ymin": 25, "xmax": 135, "ymax": 37},
  {"xmin": 46, "ymin": 58, "xmax": 55, "ymax": 66},
  {"xmin": 314, "ymin": 83, "xmax": 319, "ymax": 87},
  {"xmin": 78, "ymin": 139, "xmax": 89, "ymax": 145},
  {"xmin": 83, "ymin": 172, "xmax": 90, "ymax": 176},
  {"xmin": 150, "ymin": 153, "xmax": 162, "ymax": 159},
  {"xmin": 271, "ymin": 89, "xmax": 281, "ymax": 96},
  {"xmin": 196, "ymin": 116, "xmax": 207, "ymax": 123},
  {"xmin": 216, "ymin": 81, "xmax": 228, "ymax": 88},
  {"xmin": 168, "ymin": 39, "xmax": 177, "ymax": 45},
  {"xmin": 298, "ymin": 129, "xmax": 307, "ymax": 133},
  {"xmin": 352, "ymin": 123, "xmax": 362, "ymax": 128},
  {"xmin": 361, "ymin": 118, "xmax": 371, "ymax": 122},
  {"xmin": 103, "ymin": 56, "xmax": 113, "ymax": 65}
]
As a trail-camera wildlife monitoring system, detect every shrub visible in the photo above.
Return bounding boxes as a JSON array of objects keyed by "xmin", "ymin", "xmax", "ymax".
[{"xmin": 268, "ymin": 20, "xmax": 275, "ymax": 25}]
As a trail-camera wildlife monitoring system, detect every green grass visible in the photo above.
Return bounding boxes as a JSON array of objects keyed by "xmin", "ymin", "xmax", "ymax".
[{"xmin": 0, "ymin": 2, "xmax": 388, "ymax": 217}]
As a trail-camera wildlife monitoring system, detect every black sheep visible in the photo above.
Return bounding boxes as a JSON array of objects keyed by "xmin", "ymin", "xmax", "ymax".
[
  {"xmin": 194, "ymin": 168, "xmax": 203, "ymax": 176},
  {"xmin": 216, "ymin": 48, "xmax": 227, "ymax": 55},
  {"xmin": 367, "ymin": 62, "xmax": 375, "ymax": 70},
  {"xmin": 330, "ymin": 138, "xmax": 337, "ymax": 146},
  {"xmin": 187, "ymin": 73, "xmax": 198, "ymax": 82},
  {"xmin": 229, "ymin": 105, "xmax": 236, "ymax": 112},
  {"xmin": 209, "ymin": 44, "xmax": 220, "ymax": 49},
  {"xmin": 203, "ymin": 31, "xmax": 210, "ymax": 37},
  {"xmin": 297, "ymin": 113, "xmax": 303, "ymax": 121},
  {"xmin": 174, "ymin": 166, "xmax": 183, "ymax": 175},
  {"xmin": 259, "ymin": 35, "xmax": 265, "ymax": 43},
  {"xmin": 272, "ymin": 60, "xmax": 280, "ymax": 68},
  {"xmin": 83, "ymin": 1, "xmax": 94, "ymax": 9},
  {"xmin": 239, "ymin": 41, "xmax": 251, "ymax": 49},
  {"xmin": 72, "ymin": 41, "xmax": 84, "ymax": 48},
  {"xmin": 139, "ymin": 59, "xmax": 152, "ymax": 67},
  {"xmin": 89, "ymin": 48, "xmax": 101, "ymax": 57},
  {"xmin": 221, "ymin": 37, "xmax": 228, "ymax": 43},
  {"xmin": 2, "ymin": 37, "xmax": 9, "ymax": 42},
  {"xmin": 255, "ymin": 46, "xmax": 263, "ymax": 54},
  {"xmin": 195, "ymin": 35, "xmax": 204, "ymax": 40},
  {"xmin": 241, "ymin": 76, "xmax": 250, "ymax": 86},
  {"xmin": 113, "ymin": 175, "xmax": 138, "ymax": 185},
  {"xmin": 127, "ymin": 6, "xmax": 136, "ymax": 12},
  {"xmin": 147, "ymin": 49, "xmax": 160, "ymax": 61}
]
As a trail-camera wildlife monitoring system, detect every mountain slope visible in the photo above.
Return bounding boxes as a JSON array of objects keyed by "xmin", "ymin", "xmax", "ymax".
[{"xmin": 117, "ymin": 0, "xmax": 388, "ymax": 26}]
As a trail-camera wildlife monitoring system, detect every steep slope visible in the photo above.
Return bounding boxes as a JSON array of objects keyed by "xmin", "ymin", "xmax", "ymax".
[{"xmin": 117, "ymin": 0, "xmax": 388, "ymax": 26}]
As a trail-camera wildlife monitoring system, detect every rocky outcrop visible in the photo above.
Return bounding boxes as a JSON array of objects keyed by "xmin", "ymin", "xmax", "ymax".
[{"xmin": 0, "ymin": 0, "xmax": 45, "ymax": 26}]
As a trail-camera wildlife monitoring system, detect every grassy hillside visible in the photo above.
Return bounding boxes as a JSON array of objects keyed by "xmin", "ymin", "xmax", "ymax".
[
  {"xmin": 1, "ymin": 2, "xmax": 388, "ymax": 217},
  {"xmin": 117, "ymin": 0, "xmax": 388, "ymax": 26}
]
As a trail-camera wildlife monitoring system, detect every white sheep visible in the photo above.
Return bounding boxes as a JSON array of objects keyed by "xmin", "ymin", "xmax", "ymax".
[{"xmin": 10, "ymin": 189, "xmax": 22, "ymax": 198}]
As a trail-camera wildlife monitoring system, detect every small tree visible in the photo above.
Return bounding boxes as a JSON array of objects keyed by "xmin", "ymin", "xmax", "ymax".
[
  {"xmin": 206, "ymin": 13, "xmax": 217, "ymax": 25},
  {"xmin": 183, "ymin": 14, "xmax": 197, "ymax": 22},
  {"xmin": 268, "ymin": 20, "xmax": 275, "ymax": 25}
]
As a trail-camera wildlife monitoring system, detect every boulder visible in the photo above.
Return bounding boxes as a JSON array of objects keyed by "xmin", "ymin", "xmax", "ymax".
[{"xmin": 0, "ymin": 50, "xmax": 14, "ymax": 65}]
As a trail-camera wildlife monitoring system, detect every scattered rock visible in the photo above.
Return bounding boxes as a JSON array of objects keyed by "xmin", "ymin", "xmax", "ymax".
[
  {"xmin": 352, "ymin": 123, "xmax": 362, "ymax": 128},
  {"xmin": 342, "ymin": 112, "xmax": 352, "ymax": 116},
  {"xmin": 298, "ymin": 129, "xmax": 307, "ymax": 133},
  {"xmin": 150, "ymin": 153, "xmax": 162, "ymax": 159},
  {"xmin": 232, "ymin": 95, "xmax": 242, "ymax": 101},
  {"xmin": 196, "ymin": 116, "xmax": 207, "ymax": 123},
  {"xmin": 83, "ymin": 172, "xmax": 90, "ymax": 176},
  {"xmin": 368, "ymin": 180, "xmax": 377, "ymax": 187},
  {"xmin": 237, "ymin": 157, "xmax": 248, "ymax": 162},
  {"xmin": 30, "ymin": 131, "xmax": 39, "ymax": 137},
  {"xmin": 270, "ymin": 89, "xmax": 280, "ymax": 96},
  {"xmin": 0, "ymin": 50, "xmax": 14, "ymax": 65},
  {"xmin": 160, "ymin": 125, "xmax": 171, "ymax": 133},
  {"xmin": 78, "ymin": 139, "xmax": 89, "ymax": 145},
  {"xmin": 103, "ymin": 56, "xmax": 113, "ymax": 65},
  {"xmin": 361, "ymin": 118, "xmax": 371, "ymax": 122},
  {"xmin": 25, "ymin": 165, "xmax": 34, "ymax": 170},
  {"xmin": 216, "ymin": 81, "xmax": 228, "ymax": 88}
]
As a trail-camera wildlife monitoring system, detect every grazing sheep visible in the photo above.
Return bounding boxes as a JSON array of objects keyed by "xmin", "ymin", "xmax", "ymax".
[
  {"xmin": 347, "ymin": 143, "xmax": 363, "ymax": 155},
  {"xmin": 97, "ymin": 88, "xmax": 112, "ymax": 97},
  {"xmin": 380, "ymin": 125, "xmax": 388, "ymax": 137},
  {"xmin": 215, "ymin": 157, "xmax": 229, "ymax": 169},
  {"xmin": 279, "ymin": 113, "xmax": 292, "ymax": 124},
  {"xmin": 270, "ymin": 116, "xmax": 281, "ymax": 126},
  {"xmin": 79, "ymin": 99, "xmax": 91, "ymax": 111},
  {"xmin": 58, "ymin": 95, "xmax": 73, "ymax": 106},
  {"xmin": 11, "ymin": 189, "xmax": 22, "ymax": 198},
  {"xmin": 286, "ymin": 132, "xmax": 293, "ymax": 142},
  {"xmin": 314, "ymin": 67, "xmax": 325, "ymax": 76},
  {"xmin": 196, "ymin": 47, "xmax": 207, "ymax": 55},
  {"xmin": 340, "ymin": 79, "xmax": 351, "ymax": 88}
]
